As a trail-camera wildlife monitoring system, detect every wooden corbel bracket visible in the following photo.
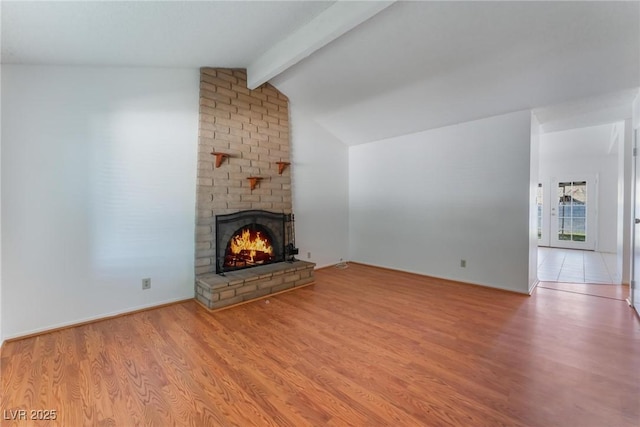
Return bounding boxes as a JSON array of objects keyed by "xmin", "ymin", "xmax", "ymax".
[
  {"xmin": 275, "ymin": 161, "xmax": 291, "ymax": 175},
  {"xmin": 211, "ymin": 152, "xmax": 230, "ymax": 168},
  {"xmin": 247, "ymin": 177, "xmax": 263, "ymax": 191}
]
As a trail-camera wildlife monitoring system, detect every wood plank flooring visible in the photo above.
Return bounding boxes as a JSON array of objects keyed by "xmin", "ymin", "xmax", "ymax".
[{"xmin": 2, "ymin": 263, "xmax": 639, "ymax": 426}]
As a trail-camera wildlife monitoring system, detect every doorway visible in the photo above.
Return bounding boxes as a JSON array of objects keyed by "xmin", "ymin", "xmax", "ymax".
[{"xmin": 536, "ymin": 123, "xmax": 621, "ymax": 286}]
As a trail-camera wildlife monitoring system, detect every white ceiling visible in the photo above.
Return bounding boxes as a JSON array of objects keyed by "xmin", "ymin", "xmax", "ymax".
[
  {"xmin": 272, "ymin": 1, "xmax": 640, "ymax": 144},
  {"xmin": 1, "ymin": 1, "xmax": 334, "ymax": 67},
  {"xmin": 539, "ymin": 123, "xmax": 617, "ymax": 160},
  {"xmin": 533, "ymin": 89, "xmax": 639, "ymax": 134},
  {"xmin": 2, "ymin": 1, "xmax": 639, "ymax": 145}
]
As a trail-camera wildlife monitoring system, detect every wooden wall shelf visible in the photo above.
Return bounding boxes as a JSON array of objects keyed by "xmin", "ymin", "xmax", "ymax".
[
  {"xmin": 211, "ymin": 152, "xmax": 230, "ymax": 168},
  {"xmin": 275, "ymin": 161, "xmax": 290, "ymax": 175},
  {"xmin": 247, "ymin": 177, "xmax": 263, "ymax": 190}
]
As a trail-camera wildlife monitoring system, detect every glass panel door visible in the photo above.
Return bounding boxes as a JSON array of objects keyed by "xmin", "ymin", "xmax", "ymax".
[
  {"xmin": 537, "ymin": 182, "xmax": 550, "ymax": 247},
  {"xmin": 537, "ymin": 183, "xmax": 544, "ymax": 242},
  {"xmin": 550, "ymin": 177, "xmax": 596, "ymax": 250}
]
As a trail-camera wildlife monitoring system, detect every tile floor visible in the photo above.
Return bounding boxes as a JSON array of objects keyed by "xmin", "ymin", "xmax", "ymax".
[{"xmin": 537, "ymin": 247, "xmax": 619, "ymax": 285}]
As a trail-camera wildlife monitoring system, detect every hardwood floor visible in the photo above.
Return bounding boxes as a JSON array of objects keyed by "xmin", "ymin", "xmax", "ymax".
[{"xmin": 2, "ymin": 263, "xmax": 639, "ymax": 426}]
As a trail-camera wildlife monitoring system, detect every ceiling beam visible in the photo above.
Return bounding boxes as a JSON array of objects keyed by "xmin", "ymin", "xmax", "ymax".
[{"xmin": 247, "ymin": 1, "xmax": 395, "ymax": 90}]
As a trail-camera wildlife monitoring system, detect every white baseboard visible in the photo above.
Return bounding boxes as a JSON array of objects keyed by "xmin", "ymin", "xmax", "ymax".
[{"xmin": 3, "ymin": 295, "xmax": 193, "ymax": 342}]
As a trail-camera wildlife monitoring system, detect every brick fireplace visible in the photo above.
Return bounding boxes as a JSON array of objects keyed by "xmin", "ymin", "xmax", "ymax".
[{"xmin": 194, "ymin": 68, "xmax": 314, "ymax": 309}]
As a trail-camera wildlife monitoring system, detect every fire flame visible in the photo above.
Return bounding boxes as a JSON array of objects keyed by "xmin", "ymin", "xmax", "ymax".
[{"xmin": 229, "ymin": 229, "xmax": 273, "ymax": 262}]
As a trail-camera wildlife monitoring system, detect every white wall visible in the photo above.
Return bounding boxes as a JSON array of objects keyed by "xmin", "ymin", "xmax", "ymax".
[
  {"xmin": 632, "ymin": 93, "xmax": 640, "ymax": 309},
  {"xmin": 290, "ymin": 107, "xmax": 349, "ymax": 268},
  {"xmin": 349, "ymin": 110, "xmax": 533, "ymax": 293},
  {"xmin": 618, "ymin": 119, "xmax": 635, "ymax": 285},
  {"xmin": 1, "ymin": 65, "xmax": 199, "ymax": 339},
  {"xmin": 0, "ymin": 61, "xmax": 3, "ymax": 346},
  {"xmin": 529, "ymin": 113, "xmax": 540, "ymax": 292},
  {"xmin": 539, "ymin": 124, "xmax": 619, "ymax": 254},
  {"xmin": 614, "ymin": 121, "xmax": 632, "ymax": 285}
]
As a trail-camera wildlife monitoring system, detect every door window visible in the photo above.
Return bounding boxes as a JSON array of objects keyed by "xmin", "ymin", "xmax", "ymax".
[
  {"xmin": 537, "ymin": 183, "xmax": 543, "ymax": 240},
  {"xmin": 557, "ymin": 181, "xmax": 587, "ymax": 242}
]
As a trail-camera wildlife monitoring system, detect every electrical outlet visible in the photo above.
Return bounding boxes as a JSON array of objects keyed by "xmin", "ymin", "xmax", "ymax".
[
  {"xmin": 142, "ymin": 278, "xmax": 151, "ymax": 290},
  {"xmin": 307, "ymin": 252, "xmax": 311, "ymax": 259},
  {"xmin": 460, "ymin": 260, "xmax": 466, "ymax": 268}
]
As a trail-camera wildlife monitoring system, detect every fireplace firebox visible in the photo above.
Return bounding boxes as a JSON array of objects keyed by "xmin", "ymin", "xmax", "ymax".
[{"xmin": 215, "ymin": 210, "xmax": 293, "ymax": 274}]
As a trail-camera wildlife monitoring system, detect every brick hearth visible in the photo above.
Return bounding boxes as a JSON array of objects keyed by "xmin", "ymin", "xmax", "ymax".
[{"xmin": 195, "ymin": 260, "xmax": 315, "ymax": 310}]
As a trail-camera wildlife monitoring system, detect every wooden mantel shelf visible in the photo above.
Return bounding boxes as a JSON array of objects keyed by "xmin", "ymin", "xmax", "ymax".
[
  {"xmin": 211, "ymin": 152, "xmax": 230, "ymax": 168},
  {"xmin": 247, "ymin": 177, "xmax": 263, "ymax": 190},
  {"xmin": 275, "ymin": 161, "xmax": 290, "ymax": 175}
]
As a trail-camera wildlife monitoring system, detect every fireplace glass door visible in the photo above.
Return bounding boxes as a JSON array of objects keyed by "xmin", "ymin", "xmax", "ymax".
[{"xmin": 224, "ymin": 225, "xmax": 276, "ymax": 270}]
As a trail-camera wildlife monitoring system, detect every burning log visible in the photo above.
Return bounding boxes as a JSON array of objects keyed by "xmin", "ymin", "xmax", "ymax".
[{"xmin": 224, "ymin": 227, "xmax": 275, "ymax": 268}]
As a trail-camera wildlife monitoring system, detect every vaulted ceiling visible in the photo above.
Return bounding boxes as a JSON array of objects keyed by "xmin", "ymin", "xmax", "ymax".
[
  {"xmin": 2, "ymin": 1, "xmax": 639, "ymax": 145},
  {"xmin": 1, "ymin": 1, "xmax": 334, "ymax": 67}
]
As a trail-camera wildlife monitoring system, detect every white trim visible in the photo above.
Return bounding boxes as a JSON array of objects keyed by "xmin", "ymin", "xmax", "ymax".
[
  {"xmin": 2, "ymin": 295, "xmax": 192, "ymax": 342},
  {"xmin": 529, "ymin": 279, "xmax": 540, "ymax": 295},
  {"xmin": 632, "ymin": 127, "xmax": 639, "ymax": 310}
]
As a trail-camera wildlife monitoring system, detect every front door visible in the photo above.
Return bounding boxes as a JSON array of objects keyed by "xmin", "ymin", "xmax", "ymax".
[{"xmin": 549, "ymin": 177, "xmax": 597, "ymax": 250}]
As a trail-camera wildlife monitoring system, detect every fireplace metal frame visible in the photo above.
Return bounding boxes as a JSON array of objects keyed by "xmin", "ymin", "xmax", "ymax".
[{"xmin": 215, "ymin": 210, "xmax": 287, "ymax": 274}]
